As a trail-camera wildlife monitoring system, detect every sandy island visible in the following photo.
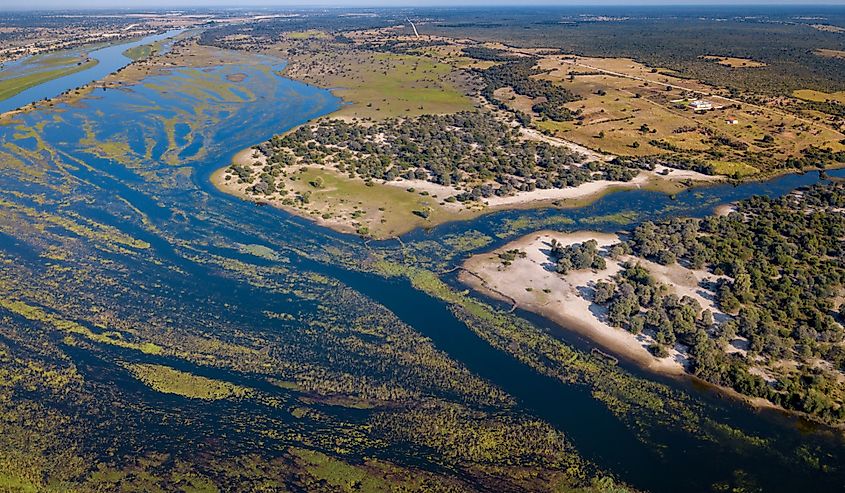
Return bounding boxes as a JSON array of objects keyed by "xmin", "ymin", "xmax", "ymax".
[
  {"xmin": 460, "ymin": 230, "xmax": 729, "ymax": 376},
  {"xmin": 213, "ymin": 143, "xmax": 720, "ymax": 239}
]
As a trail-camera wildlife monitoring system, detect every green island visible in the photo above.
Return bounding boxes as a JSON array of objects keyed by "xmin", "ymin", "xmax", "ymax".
[{"xmin": 0, "ymin": 52, "xmax": 98, "ymax": 102}]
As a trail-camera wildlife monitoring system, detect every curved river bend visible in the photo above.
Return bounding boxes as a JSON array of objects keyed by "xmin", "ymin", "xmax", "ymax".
[
  {"xmin": 2, "ymin": 46, "xmax": 844, "ymax": 493},
  {"xmin": 0, "ymin": 29, "xmax": 182, "ymax": 114}
]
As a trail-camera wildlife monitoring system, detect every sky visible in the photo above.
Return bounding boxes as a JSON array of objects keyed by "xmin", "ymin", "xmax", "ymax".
[{"xmin": 5, "ymin": 0, "xmax": 845, "ymax": 9}]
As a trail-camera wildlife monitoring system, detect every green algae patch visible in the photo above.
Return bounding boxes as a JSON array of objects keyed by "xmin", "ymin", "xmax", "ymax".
[
  {"xmin": 236, "ymin": 243, "xmax": 281, "ymax": 261},
  {"xmin": 125, "ymin": 363, "xmax": 253, "ymax": 400},
  {"xmin": 0, "ymin": 472, "xmax": 39, "ymax": 493},
  {"xmin": 0, "ymin": 298, "xmax": 163, "ymax": 355},
  {"xmin": 291, "ymin": 448, "xmax": 408, "ymax": 492},
  {"xmin": 580, "ymin": 211, "xmax": 639, "ymax": 226}
]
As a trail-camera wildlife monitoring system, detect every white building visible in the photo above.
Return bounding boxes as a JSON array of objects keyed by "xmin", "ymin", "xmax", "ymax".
[{"xmin": 690, "ymin": 100, "xmax": 713, "ymax": 111}]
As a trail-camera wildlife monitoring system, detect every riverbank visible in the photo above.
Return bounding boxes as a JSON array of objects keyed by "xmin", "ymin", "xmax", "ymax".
[
  {"xmin": 460, "ymin": 230, "xmax": 692, "ymax": 376},
  {"xmin": 0, "ymin": 30, "xmax": 183, "ymax": 118},
  {"xmin": 212, "ymin": 149, "xmax": 717, "ymax": 239},
  {"xmin": 459, "ymin": 228, "xmax": 845, "ymax": 431}
]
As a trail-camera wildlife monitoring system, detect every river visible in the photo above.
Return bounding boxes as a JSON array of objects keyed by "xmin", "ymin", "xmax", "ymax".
[
  {"xmin": 0, "ymin": 29, "xmax": 182, "ymax": 114},
  {"xmin": 1, "ymin": 45, "xmax": 843, "ymax": 492}
]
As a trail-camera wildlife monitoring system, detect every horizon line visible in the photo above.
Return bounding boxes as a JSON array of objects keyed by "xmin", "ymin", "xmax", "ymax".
[{"xmin": 3, "ymin": 2, "xmax": 845, "ymax": 11}]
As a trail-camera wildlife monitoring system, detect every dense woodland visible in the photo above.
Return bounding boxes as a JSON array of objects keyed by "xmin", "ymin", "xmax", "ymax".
[
  {"xmin": 467, "ymin": 50, "xmax": 581, "ymax": 122},
  {"xmin": 592, "ymin": 183, "xmax": 845, "ymax": 422},
  {"xmin": 238, "ymin": 111, "xmax": 638, "ymax": 201},
  {"xmin": 429, "ymin": 7, "xmax": 845, "ymax": 95}
]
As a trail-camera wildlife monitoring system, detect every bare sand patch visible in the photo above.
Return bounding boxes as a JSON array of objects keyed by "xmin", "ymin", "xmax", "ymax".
[
  {"xmin": 812, "ymin": 24, "xmax": 845, "ymax": 34},
  {"xmin": 462, "ymin": 230, "xmax": 727, "ymax": 376},
  {"xmin": 815, "ymin": 48, "xmax": 845, "ymax": 60}
]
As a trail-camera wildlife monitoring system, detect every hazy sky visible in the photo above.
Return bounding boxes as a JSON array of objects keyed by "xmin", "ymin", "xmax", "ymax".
[{"xmin": 6, "ymin": 0, "xmax": 845, "ymax": 9}]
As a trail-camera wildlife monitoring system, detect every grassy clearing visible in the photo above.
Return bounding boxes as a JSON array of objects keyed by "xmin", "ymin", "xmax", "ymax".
[
  {"xmin": 711, "ymin": 160, "xmax": 760, "ymax": 177},
  {"xmin": 282, "ymin": 166, "xmax": 474, "ymax": 238},
  {"xmin": 123, "ymin": 44, "xmax": 154, "ymax": 61},
  {"xmin": 493, "ymin": 86, "xmax": 536, "ymax": 114},
  {"xmin": 331, "ymin": 53, "xmax": 472, "ymax": 119},
  {"xmin": 793, "ymin": 89, "xmax": 845, "ymax": 104},
  {"xmin": 517, "ymin": 55, "xmax": 845, "ymax": 174},
  {"xmin": 701, "ymin": 55, "xmax": 767, "ymax": 68},
  {"xmin": 277, "ymin": 40, "xmax": 472, "ymax": 119},
  {"xmin": 286, "ymin": 29, "xmax": 329, "ymax": 40},
  {"xmin": 412, "ymin": 44, "xmax": 499, "ymax": 70},
  {"xmin": 0, "ymin": 59, "xmax": 98, "ymax": 101}
]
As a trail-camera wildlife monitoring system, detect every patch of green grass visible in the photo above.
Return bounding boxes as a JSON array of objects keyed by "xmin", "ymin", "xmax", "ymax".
[
  {"xmin": 123, "ymin": 44, "xmax": 154, "ymax": 61},
  {"xmin": 0, "ymin": 472, "xmax": 38, "ymax": 493},
  {"xmin": 580, "ymin": 211, "xmax": 639, "ymax": 225},
  {"xmin": 0, "ymin": 59, "xmax": 98, "ymax": 102},
  {"xmin": 330, "ymin": 53, "xmax": 472, "ymax": 119},
  {"xmin": 125, "ymin": 363, "xmax": 253, "ymax": 400},
  {"xmin": 291, "ymin": 448, "xmax": 393, "ymax": 493},
  {"xmin": 286, "ymin": 30, "xmax": 330, "ymax": 40},
  {"xmin": 711, "ymin": 160, "xmax": 760, "ymax": 177},
  {"xmin": 291, "ymin": 167, "xmax": 471, "ymax": 238}
]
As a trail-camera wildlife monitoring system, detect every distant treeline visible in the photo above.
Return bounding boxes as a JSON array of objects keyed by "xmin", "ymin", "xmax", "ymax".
[{"xmin": 433, "ymin": 12, "xmax": 845, "ymax": 95}]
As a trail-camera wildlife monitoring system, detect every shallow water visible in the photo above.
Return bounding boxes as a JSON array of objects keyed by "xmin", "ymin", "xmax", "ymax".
[
  {"xmin": 1, "ymin": 47, "xmax": 844, "ymax": 492},
  {"xmin": 0, "ymin": 29, "xmax": 182, "ymax": 114}
]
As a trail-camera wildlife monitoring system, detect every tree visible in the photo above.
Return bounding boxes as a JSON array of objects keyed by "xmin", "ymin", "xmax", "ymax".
[
  {"xmin": 594, "ymin": 281, "xmax": 615, "ymax": 304},
  {"xmin": 700, "ymin": 309, "xmax": 714, "ymax": 327}
]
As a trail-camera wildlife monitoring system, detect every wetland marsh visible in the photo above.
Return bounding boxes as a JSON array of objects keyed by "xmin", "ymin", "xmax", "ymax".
[{"xmin": 2, "ymin": 37, "xmax": 845, "ymax": 493}]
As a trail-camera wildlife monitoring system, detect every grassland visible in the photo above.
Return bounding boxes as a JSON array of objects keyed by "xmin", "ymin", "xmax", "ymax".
[
  {"xmin": 271, "ymin": 33, "xmax": 474, "ymax": 119},
  {"xmin": 793, "ymin": 89, "xmax": 845, "ymax": 104},
  {"xmin": 123, "ymin": 44, "xmax": 155, "ymax": 61},
  {"xmin": 0, "ymin": 58, "xmax": 98, "ymax": 101},
  {"xmin": 126, "ymin": 363, "xmax": 253, "ymax": 400},
  {"xmin": 497, "ymin": 53, "xmax": 845, "ymax": 173},
  {"xmin": 285, "ymin": 29, "xmax": 330, "ymax": 40}
]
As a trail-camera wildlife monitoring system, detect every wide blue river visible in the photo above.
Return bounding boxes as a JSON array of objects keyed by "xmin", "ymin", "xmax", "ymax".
[
  {"xmin": 0, "ymin": 29, "xmax": 182, "ymax": 114},
  {"xmin": 1, "ymin": 42, "xmax": 844, "ymax": 492}
]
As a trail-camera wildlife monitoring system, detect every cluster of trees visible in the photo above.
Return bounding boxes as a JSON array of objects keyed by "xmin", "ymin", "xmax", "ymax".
[
  {"xmin": 614, "ymin": 143, "xmax": 845, "ymax": 178},
  {"xmin": 462, "ymin": 46, "xmax": 516, "ymax": 62},
  {"xmin": 549, "ymin": 239, "xmax": 606, "ymax": 274},
  {"xmin": 469, "ymin": 54, "xmax": 581, "ymax": 122},
  {"xmin": 600, "ymin": 263, "xmax": 712, "ymax": 357},
  {"xmin": 801, "ymin": 99, "xmax": 845, "ymax": 119},
  {"xmin": 781, "ymin": 146, "xmax": 845, "ymax": 172},
  {"xmin": 498, "ymin": 248, "xmax": 527, "ymax": 266},
  {"xmin": 251, "ymin": 111, "xmax": 639, "ymax": 201},
  {"xmin": 199, "ymin": 13, "xmax": 387, "ymax": 51},
  {"xmin": 611, "ymin": 155, "xmax": 717, "ymax": 176},
  {"xmin": 611, "ymin": 183, "xmax": 845, "ymax": 422},
  {"xmin": 225, "ymin": 147, "xmax": 298, "ymax": 198}
]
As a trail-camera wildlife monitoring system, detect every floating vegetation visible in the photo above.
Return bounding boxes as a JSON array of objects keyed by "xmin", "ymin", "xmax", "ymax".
[
  {"xmin": 236, "ymin": 242, "xmax": 282, "ymax": 261},
  {"xmin": 0, "ymin": 35, "xmax": 842, "ymax": 493},
  {"xmin": 125, "ymin": 363, "xmax": 253, "ymax": 400},
  {"xmin": 579, "ymin": 211, "xmax": 639, "ymax": 226}
]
